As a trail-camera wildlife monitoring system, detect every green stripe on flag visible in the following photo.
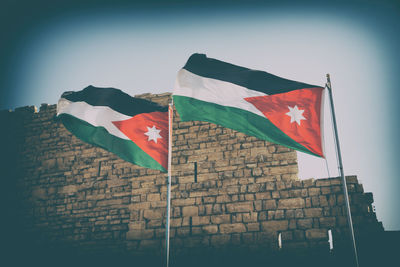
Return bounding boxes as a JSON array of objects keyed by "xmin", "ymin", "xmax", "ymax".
[{"xmin": 173, "ymin": 95, "xmax": 319, "ymax": 157}]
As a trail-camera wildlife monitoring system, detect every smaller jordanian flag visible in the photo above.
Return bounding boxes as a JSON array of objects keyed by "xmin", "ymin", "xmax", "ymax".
[
  {"xmin": 57, "ymin": 86, "xmax": 168, "ymax": 172},
  {"xmin": 173, "ymin": 54, "xmax": 325, "ymax": 157}
]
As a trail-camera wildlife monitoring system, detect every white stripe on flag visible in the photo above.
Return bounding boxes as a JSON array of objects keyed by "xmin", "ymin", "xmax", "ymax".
[
  {"xmin": 173, "ymin": 69, "xmax": 268, "ymax": 118},
  {"xmin": 57, "ymin": 98, "xmax": 131, "ymax": 140}
]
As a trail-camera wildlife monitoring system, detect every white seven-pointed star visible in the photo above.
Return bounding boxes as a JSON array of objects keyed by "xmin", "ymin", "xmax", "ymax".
[
  {"xmin": 286, "ymin": 105, "xmax": 306, "ymax": 125},
  {"xmin": 144, "ymin": 125, "xmax": 162, "ymax": 143}
]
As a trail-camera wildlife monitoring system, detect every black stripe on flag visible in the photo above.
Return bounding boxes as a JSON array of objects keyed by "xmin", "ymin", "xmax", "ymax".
[
  {"xmin": 62, "ymin": 86, "xmax": 168, "ymax": 116},
  {"xmin": 183, "ymin": 53, "xmax": 322, "ymax": 95}
]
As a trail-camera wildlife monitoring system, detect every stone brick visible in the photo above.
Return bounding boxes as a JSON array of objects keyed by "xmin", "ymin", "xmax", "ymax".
[
  {"xmin": 302, "ymin": 179, "xmax": 315, "ymax": 187},
  {"xmin": 129, "ymin": 221, "xmax": 146, "ymax": 230},
  {"xmin": 58, "ymin": 185, "xmax": 77, "ymax": 195},
  {"xmin": 202, "ymin": 225, "xmax": 218, "ymax": 234},
  {"xmin": 315, "ymin": 179, "xmax": 331, "ymax": 187},
  {"xmin": 242, "ymin": 212, "xmax": 258, "ymax": 222},
  {"xmin": 305, "ymin": 229, "xmax": 328, "ymax": 240},
  {"xmin": 126, "ymin": 229, "xmax": 154, "ymax": 240},
  {"xmin": 319, "ymin": 195, "xmax": 328, "ymax": 206},
  {"xmin": 147, "ymin": 193, "xmax": 161, "ymax": 202},
  {"xmin": 321, "ymin": 187, "xmax": 331, "ymax": 194},
  {"xmin": 182, "ymin": 206, "xmax": 199, "ymax": 217},
  {"xmin": 261, "ymin": 220, "xmax": 289, "ymax": 232},
  {"xmin": 192, "ymin": 216, "xmax": 210, "ymax": 226},
  {"xmin": 275, "ymin": 210, "xmax": 285, "ymax": 219},
  {"xmin": 286, "ymin": 209, "xmax": 295, "ymax": 219},
  {"xmin": 304, "ymin": 208, "xmax": 323, "ymax": 218},
  {"xmin": 297, "ymin": 218, "xmax": 313, "ymax": 229},
  {"xmin": 272, "ymin": 191, "xmax": 280, "ymax": 199},
  {"xmin": 247, "ymin": 223, "xmax": 260, "ymax": 232},
  {"xmin": 319, "ymin": 217, "xmax": 336, "ymax": 227},
  {"xmin": 295, "ymin": 209, "xmax": 304, "ymax": 218},
  {"xmin": 308, "ymin": 187, "xmax": 321, "ymax": 196},
  {"xmin": 281, "ymin": 230, "xmax": 293, "ymax": 241},
  {"xmin": 279, "ymin": 190, "xmax": 289, "ymax": 199},
  {"xmin": 289, "ymin": 219, "xmax": 297, "ymax": 229},
  {"xmin": 172, "ymin": 198, "xmax": 196, "ymax": 206},
  {"xmin": 220, "ymin": 223, "xmax": 246, "ymax": 234},
  {"xmin": 226, "ymin": 201, "xmax": 253, "ymax": 213},
  {"xmin": 278, "ymin": 198, "xmax": 305, "ymax": 209},
  {"xmin": 263, "ymin": 199, "xmax": 276, "ymax": 210},
  {"xmin": 143, "ymin": 209, "xmax": 163, "ymax": 219},
  {"xmin": 288, "ymin": 189, "xmax": 303, "ymax": 198}
]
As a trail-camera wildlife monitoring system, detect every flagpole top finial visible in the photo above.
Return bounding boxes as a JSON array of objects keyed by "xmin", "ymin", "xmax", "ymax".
[{"xmin": 325, "ymin": 74, "xmax": 332, "ymax": 90}]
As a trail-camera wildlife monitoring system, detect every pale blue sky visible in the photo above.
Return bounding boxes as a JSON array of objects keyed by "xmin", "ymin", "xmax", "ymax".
[{"xmin": 1, "ymin": 1, "xmax": 399, "ymax": 230}]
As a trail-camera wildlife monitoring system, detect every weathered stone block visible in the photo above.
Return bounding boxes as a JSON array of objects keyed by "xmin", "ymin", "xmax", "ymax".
[
  {"xmin": 182, "ymin": 206, "xmax": 199, "ymax": 217},
  {"xmin": 278, "ymin": 198, "xmax": 305, "ymax": 209},
  {"xmin": 295, "ymin": 209, "xmax": 304, "ymax": 218},
  {"xmin": 304, "ymin": 208, "xmax": 323, "ymax": 218},
  {"xmin": 143, "ymin": 209, "xmax": 163, "ymax": 219},
  {"xmin": 242, "ymin": 212, "xmax": 258, "ymax": 222},
  {"xmin": 286, "ymin": 209, "xmax": 295, "ymax": 219},
  {"xmin": 261, "ymin": 220, "xmax": 289, "ymax": 232},
  {"xmin": 192, "ymin": 216, "xmax": 210, "ymax": 225},
  {"xmin": 58, "ymin": 185, "xmax": 77, "ymax": 195},
  {"xmin": 297, "ymin": 218, "xmax": 313, "ymax": 229},
  {"xmin": 316, "ymin": 179, "xmax": 331, "ymax": 187},
  {"xmin": 147, "ymin": 193, "xmax": 161, "ymax": 202},
  {"xmin": 272, "ymin": 191, "xmax": 280, "ymax": 199},
  {"xmin": 281, "ymin": 230, "xmax": 293, "ymax": 241},
  {"xmin": 226, "ymin": 201, "xmax": 253, "ymax": 213},
  {"xmin": 220, "ymin": 223, "xmax": 246, "ymax": 234},
  {"xmin": 202, "ymin": 225, "xmax": 218, "ymax": 234},
  {"xmin": 308, "ymin": 187, "xmax": 321, "ymax": 196},
  {"xmin": 279, "ymin": 190, "xmax": 289, "ymax": 199},
  {"xmin": 275, "ymin": 210, "xmax": 285, "ymax": 219},
  {"xmin": 305, "ymin": 229, "xmax": 327, "ymax": 240},
  {"xmin": 302, "ymin": 179, "xmax": 315, "ymax": 187},
  {"xmin": 172, "ymin": 198, "xmax": 196, "ymax": 206},
  {"xmin": 247, "ymin": 223, "xmax": 260, "ymax": 232},
  {"xmin": 263, "ymin": 199, "xmax": 276, "ymax": 210},
  {"xmin": 319, "ymin": 217, "xmax": 336, "ymax": 227},
  {"xmin": 126, "ymin": 229, "xmax": 154, "ymax": 240}
]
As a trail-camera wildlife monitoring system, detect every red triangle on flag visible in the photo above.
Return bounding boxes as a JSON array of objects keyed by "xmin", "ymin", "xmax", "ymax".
[
  {"xmin": 245, "ymin": 87, "xmax": 324, "ymax": 157},
  {"xmin": 112, "ymin": 111, "xmax": 168, "ymax": 169}
]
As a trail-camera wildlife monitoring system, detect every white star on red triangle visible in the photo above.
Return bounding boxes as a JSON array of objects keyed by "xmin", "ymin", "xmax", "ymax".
[
  {"xmin": 286, "ymin": 105, "xmax": 306, "ymax": 125},
  {"xmin": 144, "ymin": 125, "xmax": 162, "ymax": 143}
]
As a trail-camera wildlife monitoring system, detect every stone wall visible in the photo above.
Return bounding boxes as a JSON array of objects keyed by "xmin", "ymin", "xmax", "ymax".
[{"xmin": 0, "ymin": 93, "xmax": 383, "ymax": 267}]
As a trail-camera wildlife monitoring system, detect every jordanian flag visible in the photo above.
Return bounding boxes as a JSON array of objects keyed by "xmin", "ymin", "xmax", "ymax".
[
  {"xmin": 57, "ymin": 86, "xmax": 168, "ymax": 172},
  {"xmin": 173, "ymin": 54, "xmax": 325, "ymax": 157}
]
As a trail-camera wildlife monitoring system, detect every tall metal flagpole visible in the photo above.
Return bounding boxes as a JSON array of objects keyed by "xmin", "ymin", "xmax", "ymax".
[
  {"xmin": 165, "ymin": 101, "xmax": 173, "ymax": 267},
  {"xmin": 326, "ymin": 74, "xmax": 360, "ymax": 267}
]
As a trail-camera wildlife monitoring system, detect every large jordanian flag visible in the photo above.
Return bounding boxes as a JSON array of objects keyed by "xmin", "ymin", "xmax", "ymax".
[
  {"xmin": 57, "ymin": 86, "xmax": 168, "ymax": 172},
  {"xmin": 173, "ymin": 54, "xmax": 325, "ymax": 157}
]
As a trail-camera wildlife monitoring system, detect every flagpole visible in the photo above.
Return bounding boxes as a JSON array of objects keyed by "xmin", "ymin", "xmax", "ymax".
[
  {"xmin": 326, "ymin": 74, "xmax": 359, "ymax": 267},
  {"xmin": 165, "ymin": 101, "xmax": 173, "ymax": 267}
]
